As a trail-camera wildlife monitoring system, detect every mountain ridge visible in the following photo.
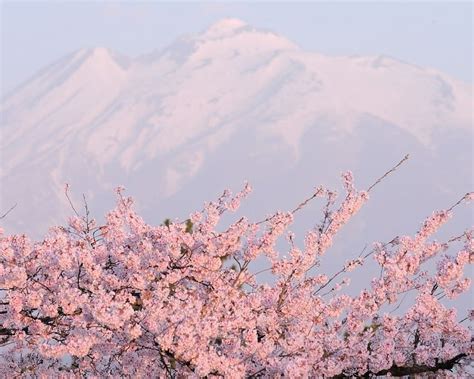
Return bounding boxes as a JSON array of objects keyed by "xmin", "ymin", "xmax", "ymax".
[{"xmin": 0, "ymin": 19, "xmax": 472, "ymax": 239}]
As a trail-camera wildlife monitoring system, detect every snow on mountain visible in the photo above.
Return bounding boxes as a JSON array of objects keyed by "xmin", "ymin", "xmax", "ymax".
[{"xmin": 1, "ymin": 19, "xmax": 472, "ymax": 242}]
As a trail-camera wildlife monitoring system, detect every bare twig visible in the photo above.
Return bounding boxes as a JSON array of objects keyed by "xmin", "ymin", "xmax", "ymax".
[
  {"xmin": 0, "ymin": 203, "xmax": 17, "ymax": 220},
  {"xmin": 447, "ymin": 232, "xmax": 468, "ymax": 244},
  {"xmin": 389, "ymin": 292, "xmax": 409, "ymax": 314},
  {"xmin": 64, "ymin": 184, "xmax": 81, "ymax": 218},
  {"xmin": 447, "ymin": 192, "xmax": 473, "ymax": 212},
  {"xmin": 312, "ymin": 238, "xmax": 396, "ymax": 296},
  {"xmin": 83, "ymin": 194, "xmax": 90, "ymax": 229},
  {"xmin": 367, "ymin": 154, "xmax": 410, "ymax": 193}
]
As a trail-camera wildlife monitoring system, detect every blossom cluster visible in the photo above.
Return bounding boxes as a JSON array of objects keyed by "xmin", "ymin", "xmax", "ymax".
[{"xmin": 0, "ymin": 173, "xmax": 472, "ymax": 378}]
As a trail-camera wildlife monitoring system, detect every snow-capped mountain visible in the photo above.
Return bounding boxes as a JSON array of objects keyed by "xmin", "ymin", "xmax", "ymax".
[{"xmin": 1, "ymin": 19, "xmax": 472, "ymax": 242}]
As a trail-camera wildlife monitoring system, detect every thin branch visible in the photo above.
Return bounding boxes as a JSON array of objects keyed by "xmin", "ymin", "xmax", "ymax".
[
  {"xmin": 447, "ymin": 232, "xmax": 468, "ymax": 244},
  {"xmin": 64, "ymin": 184, "xmax": 81, "ymax": 218},
  {"xmin": 252, "ymin": 266, "xmax": 273, "ymax": 277},
  {"xmin": 313, "ymin": 267, "xmax": 345, "ymax": 296},
  {"xmin": 0, "ymin": 203, "xmax": 17, "ymax": 220},
  {"xmin": 255, "ymin": 188, "xmax": 324, "ymax": 225},
  {"xmin": 290, "ymin": 187, "xmax": 324, "ymax": 215},
  {"xmin": 447, "ymin": 192, "xmax": 473, "ymax": 212},
  {"xmin": 313, "ymin": 244, "xmax": 369, "ymax": 295},
  {"xmin": 389, "ymin": 292, "xmax": 409, "ymax": 314},
  {"xmin": 367, "ymin": 154, "xmax": 410, "ymax": 193},
  {"xmin": 83, "ymin": 193, "xmax": 90, "ymax": 232}
]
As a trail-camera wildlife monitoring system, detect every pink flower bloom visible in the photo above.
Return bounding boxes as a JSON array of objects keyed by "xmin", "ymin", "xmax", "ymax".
[{"xmin": 0, "ymin": 174, "xmax": 471, "ymax": 377}]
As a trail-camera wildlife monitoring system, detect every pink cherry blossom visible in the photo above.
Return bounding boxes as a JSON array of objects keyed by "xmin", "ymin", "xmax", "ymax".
[{"xmin": 0, "ymin": 165, "xmax": 472, "ymax": 377}]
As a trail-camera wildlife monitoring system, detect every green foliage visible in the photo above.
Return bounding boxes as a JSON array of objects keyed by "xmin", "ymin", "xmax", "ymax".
[
  {"xmin": 185, "ymin": 219, "xmax": 193, "ymax": 234},
  {"xmin": 162, "ymin": 218, "xmax": 193, "ymax": 234}
]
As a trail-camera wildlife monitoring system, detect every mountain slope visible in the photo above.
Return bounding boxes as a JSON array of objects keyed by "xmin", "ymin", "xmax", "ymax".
[{"xmin": 1, "ymin": 18, "xmax": 472, "ymax": 240}]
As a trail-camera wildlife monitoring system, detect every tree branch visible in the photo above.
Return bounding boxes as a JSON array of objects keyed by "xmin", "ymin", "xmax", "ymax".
[{"xmin": 331, "ymin": 353, "xmax": 467, "ymax": 378}]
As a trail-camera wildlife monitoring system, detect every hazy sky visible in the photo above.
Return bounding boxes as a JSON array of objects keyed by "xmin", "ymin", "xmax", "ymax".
[{"xmin": 0, "ymin": 1, "xmax": 472, "ymax": 97}]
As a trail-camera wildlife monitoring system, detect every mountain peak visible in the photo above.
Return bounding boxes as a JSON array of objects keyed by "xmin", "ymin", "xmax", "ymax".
[
  {"xmin": 203, "ymin": 18, "xmax": 249, "ymax": 38},
  {"xmin": 75, "ymin": 47, "xmax": 115, "ymax": 64},
  {"xmin": 74, "ymin": 47, "xmax": 112, "ymax": 61},
  {"xmin": 196, "ymin": 18, "xmax": 298, "ymax": 54},
  {"xmin": 72, "ymin": 47, "xmax": 130, "ymax": 72}
]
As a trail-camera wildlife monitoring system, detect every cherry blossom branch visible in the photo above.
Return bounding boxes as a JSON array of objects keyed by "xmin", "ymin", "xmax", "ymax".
[{"xmin": 1, "ymin": 164, "xmax": 471, "ymax": 377}]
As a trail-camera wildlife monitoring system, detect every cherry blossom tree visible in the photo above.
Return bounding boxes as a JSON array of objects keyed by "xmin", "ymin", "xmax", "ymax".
[{"xmin": 1, "ymin": 156, "xmax": 472, "ymax": 377}]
